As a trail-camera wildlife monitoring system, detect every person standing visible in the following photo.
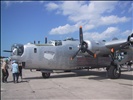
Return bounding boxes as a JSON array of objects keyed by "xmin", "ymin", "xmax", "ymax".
[
  {"xmin": 11, "ymin": 60, "xmax": 19, "ymax": 83},
  {"xmin": 1, "ymin": 58, "xmax": 9, "ymax": 83},
  {"xmin": 18, "ymin": 62, "xmax": 23, "ymax": 81}
]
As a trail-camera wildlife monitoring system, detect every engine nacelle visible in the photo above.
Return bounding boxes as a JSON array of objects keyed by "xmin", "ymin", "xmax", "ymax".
[
  {"xmin": 130, "ymin": 37, "xmax": 133, "ymax": 43},
  {"xmin": 127, "ymin": 33, "xmax": 133, "ymax": 44}
]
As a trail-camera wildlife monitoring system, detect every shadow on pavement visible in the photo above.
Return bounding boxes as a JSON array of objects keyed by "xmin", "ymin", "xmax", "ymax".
[{"xmin": 23, "ymin": 69, "xmax": 133, "ymax": 81}]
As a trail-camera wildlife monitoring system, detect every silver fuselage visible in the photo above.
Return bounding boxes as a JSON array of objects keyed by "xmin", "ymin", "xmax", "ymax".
[{"xmin": 10, "ymin": 39, "xmax": 133, "ymax": 70}]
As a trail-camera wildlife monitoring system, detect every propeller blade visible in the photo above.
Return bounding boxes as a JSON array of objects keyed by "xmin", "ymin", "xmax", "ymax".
[
  {"xmin": 71, "ymin": 26, "xmax": 96, "ymax": 59},
  {"xmin": 131, "ymin": 33, "xmax": 133, "ymax": 37},
  {"xmin": 71, "ymin": 49, "xmax": 81, "ymax": 60},
  {"xmin": 86, "ymin": 49, "xmax": 95, "ymax": 57},
  {"xmin": 127, "ymin": 33, "xmax": 133, "ymax": 45},
  {"xmin": 0, "ymin": 56, "xmax": 8, "ymax": 58},
  {"xmin": 79, "ymin": 26, "xmax": 83, "ymax": 44},
  {"xmin": 128, "ymin": 33, "xmax": 133, "ymax": 41},
  {"xmin": 3, "ymin": 50, "xmax": 12, "ymax": 52},
  {"xmin": 130, "ymin": 33, "xmax": 133, "ymax": 43}
]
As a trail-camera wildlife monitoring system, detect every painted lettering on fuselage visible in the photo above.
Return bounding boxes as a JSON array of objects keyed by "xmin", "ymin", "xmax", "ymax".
[{"xmin": 44, "ymin": 51, "xmax": 55, "ymax": 60}]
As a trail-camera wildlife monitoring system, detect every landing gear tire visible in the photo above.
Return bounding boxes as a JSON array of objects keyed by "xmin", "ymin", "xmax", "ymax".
[
  {"xmin": 42, "ymin": 72, "xmax": 50, "ymax": 78},
  {"xmin": 108, "ymin": 65, "xmax": 121, "ymax": 79},
  {"xmin": 64, "ymin": 70, "xmax": 71, "ymax": 72}
]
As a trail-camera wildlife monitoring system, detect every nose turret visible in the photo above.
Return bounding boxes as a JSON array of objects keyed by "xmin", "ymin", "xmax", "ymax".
[
  {"xmin": 3, "ymin": 44, "xmax": 24, "ymax": 61},
  {"xmin": 11, "ymin": 44, "xmax": 24, "ymax": 56}
]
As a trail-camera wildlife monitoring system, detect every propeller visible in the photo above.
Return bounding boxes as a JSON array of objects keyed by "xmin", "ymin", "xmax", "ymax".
[
  {"xmin": 114, "ymin": 33, "xmax": 133, "ymax": 50},
  {"xmin": 118, "ymin": 33, "xmax": 133, "ymax": 50},
  {"xmin": 127, "ymin": 33, "xmax": 133, "ymax": 45},
  {"xmin": 3, "ymin": 50, "xmax": 12, "ymax": 52},
  {"xmin": 0, "ymin": 56, "xmax": 8, "ymax": 58},
  {"xmin": 71, "ymin": 26, "xmax": 95, "ymax": 60},
  {"xmin": 111, "ymin": 33, "xmax": 133, "ymax": 60}
]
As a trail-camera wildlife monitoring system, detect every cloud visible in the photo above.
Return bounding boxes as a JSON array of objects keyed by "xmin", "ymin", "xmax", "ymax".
[
  {"xmin": 121, "ymin": 30, "xmax": 132, "ymax": 38},
  {"xmin": 56, "ymin": 1, "xmax": 117, "ymax": 22},
  {"xmin": 100, "ymin": 15, "xmax": 130, "ymax": 25},
  {"xmin": 84, "ymin": 28, "xmax": 132, "ymax": 41},
  {"xmin": 84, "ymin": 27, "xmax": 120, "ymax": 40},
  {"xmin": 45, "ymin": 1, "xmax": 131, "ymax": 36},
  {"xmin": 84, "ymin": 24, "xmax": 95, "ymax": 31},
  {"xmin": 49, "ymin": 23, "xmax": 79, "ymax": 35},
  {"xmin": 45, "ymin": 2, "xmax": 59, "ymax": 11},
  {"xmin": 3, "ymin": 1, "xmax": 131, "ymax": 40}
]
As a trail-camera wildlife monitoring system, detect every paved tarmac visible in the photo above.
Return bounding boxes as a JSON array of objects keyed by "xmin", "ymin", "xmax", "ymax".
[{"xmin": 1, "ymin": 66, "xmax": 133, "ymax": 100}]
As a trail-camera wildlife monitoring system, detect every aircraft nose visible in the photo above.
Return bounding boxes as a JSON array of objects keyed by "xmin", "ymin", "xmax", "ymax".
[
  {"xmin": 11, "ymin": 44, "xmax": 24, "ymax": 56},
  {"xmin": 12, "ymin": 48, "xmax": 17, "ymax": 55}
]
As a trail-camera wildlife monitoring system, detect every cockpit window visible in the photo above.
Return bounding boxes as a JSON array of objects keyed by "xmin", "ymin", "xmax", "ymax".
[
  {"xmin": 11, "ymin": 44, "xmax": 24, "ymax": 56},
  {"xmin": 48, "ymin": 40, "xmax": 62, "ymax": 46}
]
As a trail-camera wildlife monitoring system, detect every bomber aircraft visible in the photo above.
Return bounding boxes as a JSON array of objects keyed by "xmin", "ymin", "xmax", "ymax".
[{"xmin": 4, "ymin": 26, "xmax": 133, "ymax": 79}]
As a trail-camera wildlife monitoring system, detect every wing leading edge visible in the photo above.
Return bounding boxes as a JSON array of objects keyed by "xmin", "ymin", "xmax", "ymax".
[{"xmin": 105, "ymin": 33, "xmax": 133, "ymax": 50}]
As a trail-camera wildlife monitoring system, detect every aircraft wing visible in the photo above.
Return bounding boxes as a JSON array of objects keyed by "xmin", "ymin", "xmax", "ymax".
[
  {"xmin": 105, "ymin": 33, "xmax": 133, "ymax": 50},
  {"xmin": 105, "ymin": 39, "xmax": 129, "ymax": 50}
]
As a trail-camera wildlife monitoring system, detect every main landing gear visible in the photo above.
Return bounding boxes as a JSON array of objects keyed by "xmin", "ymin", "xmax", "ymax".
[
  {"xmin": 107, "ymin": 64, "xmax": 121, "ymax": 79},
  {"xmin": 42, "ymin": 72, "xmax": 51, "ymax": 78}
]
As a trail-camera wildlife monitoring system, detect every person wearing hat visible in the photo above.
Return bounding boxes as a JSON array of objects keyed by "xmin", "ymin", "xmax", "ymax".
[
  {"xmin": 1, "ymin": 58, "xmax": 9, "ymax": 83},
  {"xmin": 11, "ymin": 60, "xmax": 19, "ymax": 83}
]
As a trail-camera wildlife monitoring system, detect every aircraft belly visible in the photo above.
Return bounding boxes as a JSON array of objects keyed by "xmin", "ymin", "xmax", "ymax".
[{"xmin": 77, "ymin": 57, "xmax": 111, "ymax": 67}]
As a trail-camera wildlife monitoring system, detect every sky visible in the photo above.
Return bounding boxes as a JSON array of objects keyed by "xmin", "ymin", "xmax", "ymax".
[{"xmin": 1, "ymin": 1, "xmax": 133, "ymax": 57}]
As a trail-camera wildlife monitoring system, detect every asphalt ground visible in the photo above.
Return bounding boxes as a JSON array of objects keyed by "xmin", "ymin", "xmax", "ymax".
[{"xmin": 1, "ymin": 65, "xmax": 133, "ymax": 100}]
